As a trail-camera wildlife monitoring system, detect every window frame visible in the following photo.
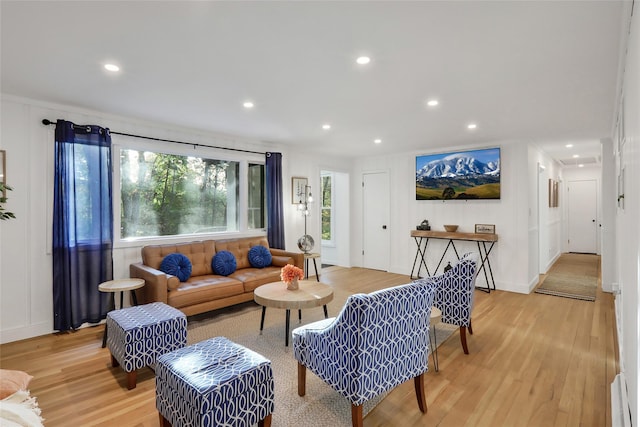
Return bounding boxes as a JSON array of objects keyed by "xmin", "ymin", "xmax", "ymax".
[
  {"xmin": 112, "ymin": 136, "xmax": 266, "ymax": 248},
  {"xmin": 321, "ymin": 171, "xmax": 335, "ymax": 247}
]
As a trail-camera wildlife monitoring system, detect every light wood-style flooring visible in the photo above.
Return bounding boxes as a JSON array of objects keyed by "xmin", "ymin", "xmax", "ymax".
[{"xmin": 0, "ymin": 253, "xmax": 615, "ymax": 426}]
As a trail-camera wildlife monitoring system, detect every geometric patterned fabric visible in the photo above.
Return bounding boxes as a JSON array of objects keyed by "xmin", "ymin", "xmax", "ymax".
[
  {"xmin": 106, "ymin": 302, "xmax": 187, "ymax": 374},
  {"xmin": 430, "ymin": 252, "xmax": 480, "ymax": 328},
  {"xmin": 292, "ymin": 279, "xmax": 435, "ymax": 406},
  {"xmin": 156, "ymin": 337, "xmax": 274, "ymax": 427}
]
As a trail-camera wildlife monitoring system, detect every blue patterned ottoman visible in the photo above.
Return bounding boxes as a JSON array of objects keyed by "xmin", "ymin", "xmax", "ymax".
[
  {"xmin": 156, "ymin": 337, "xmax": 274, "ymax": 427},
  {"xmin": 106, "ymin": 302, "xmax": 187, "ymax": 390}
]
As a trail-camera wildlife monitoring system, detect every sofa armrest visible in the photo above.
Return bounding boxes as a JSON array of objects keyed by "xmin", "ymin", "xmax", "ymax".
[
  {"xmin": 129, "ymin": 262, "xmax": 170, "ymax": 305},
  {"xmin": 269, "ymin": 249, "xmax": 304, "ymax": 269}
]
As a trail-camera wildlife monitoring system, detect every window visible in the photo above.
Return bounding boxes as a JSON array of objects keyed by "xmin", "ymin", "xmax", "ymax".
[
  {"xmin": 321, "ymin": 173, "xmax": 333, "ymax": 244},
  {"xmin": 247, "ymin": 163, "xmax": 265, "ymax": 229},
  {"xmin": 119, "ymin": 147, "xmax": 263, "ymax": 239}
]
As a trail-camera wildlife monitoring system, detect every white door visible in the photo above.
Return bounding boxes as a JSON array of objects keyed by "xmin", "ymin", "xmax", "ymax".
[
  {"xmin": 568, "ymin": 179, "xmax": 597, "ymax": 253},
  {"xmin": 363, "ymin": 172, "xmax": 390, "ymax": 271}
]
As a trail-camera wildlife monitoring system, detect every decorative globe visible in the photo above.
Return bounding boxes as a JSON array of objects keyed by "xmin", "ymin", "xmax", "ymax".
[{"xmin": 297, "ymin": 234, "xmax": 314, "ymax": 253}]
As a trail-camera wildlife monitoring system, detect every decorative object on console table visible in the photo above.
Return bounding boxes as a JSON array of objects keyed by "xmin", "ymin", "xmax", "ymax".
[
  {"xmin": 474, "ymin": 224, "xmax": 495, "ymax": 234},
  {"xmin": 443, "ymin": 224, "xmax": 458, "ymax": 232}
]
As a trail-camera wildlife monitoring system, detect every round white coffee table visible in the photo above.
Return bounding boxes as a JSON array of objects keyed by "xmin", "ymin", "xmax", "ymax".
[{"xmin": 254, "ymin": 280, "xmax": 334, "ymax": 346}]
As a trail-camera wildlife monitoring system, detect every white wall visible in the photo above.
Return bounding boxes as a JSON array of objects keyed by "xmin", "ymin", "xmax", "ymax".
[
  {"xmin": 351, "ymin": 141, "xmax": 531, "ymax": 294},
  {"xmin": 528, "ymin": 145, "xmax": 564, "ymax": 277},
  {"xmin": 613, "ymin": 3, "xmax": 639, "ymax": 424}
]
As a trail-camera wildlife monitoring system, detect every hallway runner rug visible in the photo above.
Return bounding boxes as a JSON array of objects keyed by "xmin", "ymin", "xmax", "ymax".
[{"xmin": 535, "ymin": 273, "xmax": 597, "ymax": 301}]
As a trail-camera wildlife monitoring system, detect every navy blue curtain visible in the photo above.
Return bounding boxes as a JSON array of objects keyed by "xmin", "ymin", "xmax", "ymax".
[
  {"xmin": 53, "ymin": 120, "xmax": 113, "ymax": 331},
  {"xmin": 266, "ymin": 152, "xmax": 285, "ymax": 249}
]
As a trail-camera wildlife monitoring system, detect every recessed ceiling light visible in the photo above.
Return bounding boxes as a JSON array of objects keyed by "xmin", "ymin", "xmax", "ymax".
[
  {"xmin": 322, "ymin": 124, "xmax": 331, "ymax": 130},
  {"xmin": 374, "ymin": 139, "xmax": 382, "ymax": 144},
  {"xmin": 104, "ymin": 64, "xmax": 120, "ymax": 72},
  {"xmin": 356, "ymin": 56, "xmax": 371, "ymax": 65},
  {"xmin": 243, "ymin": 101, "xmax": 254, "ymax": 109},
  {"xmin": 566, "ymin": 144, "xmax": 574, "ymax": 148},
  {"xmin": 427, "ymin": 99, "xmax": 439, "ymax": 107},
  {"xmin": 578, "ymin": 164, "xmax": 584, "ymax": 168},
  {"xmin": 573, "ymin": 154, "xmax": 580, "ymax": 158},
  {"xmin": 467, "ymin": 123, "xmax": 477, "ymax": 130}
]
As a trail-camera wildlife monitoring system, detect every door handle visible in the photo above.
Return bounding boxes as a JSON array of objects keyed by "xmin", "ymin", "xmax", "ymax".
[{"xmin": 382, "ymin": 225, "xmax": 387, "ymax": 230}]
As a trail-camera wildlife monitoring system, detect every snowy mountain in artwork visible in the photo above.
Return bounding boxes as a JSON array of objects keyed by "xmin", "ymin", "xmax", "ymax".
[{"xmin": 416, "ymin": 153, "xmax": 500, "ymax": 180}]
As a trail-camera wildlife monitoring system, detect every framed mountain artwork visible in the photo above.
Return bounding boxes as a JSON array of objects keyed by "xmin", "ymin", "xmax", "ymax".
[{"xmin": 415, "ymin": 147, "xmax": 501, "ymax": 200}]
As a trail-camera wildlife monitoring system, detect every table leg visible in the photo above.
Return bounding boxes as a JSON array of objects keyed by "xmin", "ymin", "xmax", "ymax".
[
  {"xmin": 260, "ymin": 306, "xmax": 266, "ymax": 334},
  {"xmin": 323, "ymin": 305, "xmax": 328, "ymax": 318},
  {"xmin": 430, "ymin": 324, "xmax": 439, "ymax": 372},
  {"xmin": 285, "ymin": 309, "xmax": 291, "ymax": 347},
  {"xmin": 131, "ymin": 289, "xmax": 138, "ymax": 306},
  {"xmin": 312, "ymin": 258, "xmax": 319, "ymax": 281},
  {"xmin": 119, "ymin": 291, "xmax": 124, "ymax": 309},
  {"xmin": 101, "ymin": 292, "xmax": 116, "ymax": 348},
  {"xmin": 298, "ymin": 309, "xmax": 302, "ymax": 324},
  {"xmin": 411, "ymin": 237, "xmax": 431, "ymax": 279}
]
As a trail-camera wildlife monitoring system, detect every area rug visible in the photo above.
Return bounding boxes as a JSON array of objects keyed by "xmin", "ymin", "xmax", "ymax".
[
  {"xmin": 534, "ymin": 273, "xmax": 597, "ymax": 301},
  {"xmin": 187, "ymin": 288, "xmax": 457, "ymax": 427}
]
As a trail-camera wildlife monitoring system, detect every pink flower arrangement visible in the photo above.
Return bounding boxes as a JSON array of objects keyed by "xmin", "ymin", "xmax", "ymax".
[{"xmin": 280, "ymin": 264, "xmax": 304, "ymax": 283}]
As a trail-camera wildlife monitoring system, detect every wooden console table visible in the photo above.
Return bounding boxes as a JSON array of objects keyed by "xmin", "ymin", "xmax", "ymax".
[{"xmin": 410, "ymin": 230, "xmax": 498, "ymax": 292}]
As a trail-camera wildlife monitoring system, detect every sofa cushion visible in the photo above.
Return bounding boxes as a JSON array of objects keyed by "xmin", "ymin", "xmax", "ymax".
[
  {"xmin": 168, "ymin": 276, "xmax": 244, "ymax": 308},
  {"xmin": 212, "ymin": 250, "xmax": 237, "ymax": 276},
  {"xmin": 248, "ymin": 245, "xmax": 272, "ymax": 268},
  {"xmin": 160, "ymin": 253, "xmax": 192, "ymax": 282},
  {"xmin": 229, "ymin": 266, "xmax": 284, "ymax": 292}
]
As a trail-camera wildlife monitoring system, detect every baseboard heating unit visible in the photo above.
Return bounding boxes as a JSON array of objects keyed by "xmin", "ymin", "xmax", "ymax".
[{"xmin": 611, "ymin": 373, "xmax": 632, "ymax": 427}]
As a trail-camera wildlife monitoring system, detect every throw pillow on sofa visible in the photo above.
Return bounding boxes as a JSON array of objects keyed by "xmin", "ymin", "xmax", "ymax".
[
  {"xmin": 248, "ymin": 245, "xmax": 272, "ymax": 268},
  {"xmin": 212, "ymin": 250, "xmax": 237, "ymax": 276},
  {"xmin": 160, "ymin": 253, "xmax": 193, "ymax": 282}
]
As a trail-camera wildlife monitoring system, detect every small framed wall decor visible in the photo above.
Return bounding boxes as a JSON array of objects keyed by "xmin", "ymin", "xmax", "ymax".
[
  {"xmin": 291, "ymin": 177, "xmax": 307, "ymax": 204},
  {"xmin": 475, "ymin": 224, "xmax": 495, "ymax": 234}
]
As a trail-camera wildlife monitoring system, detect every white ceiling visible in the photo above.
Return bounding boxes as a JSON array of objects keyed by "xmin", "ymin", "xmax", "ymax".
[{"xmin": 0, "ymin": 1, "xmax": 627, "ymax": 162}]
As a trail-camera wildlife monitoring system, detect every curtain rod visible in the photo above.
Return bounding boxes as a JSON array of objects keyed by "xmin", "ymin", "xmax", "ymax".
[{"xmin": 41, "ymin": 119, "xmax": 266, "ymax": 155}]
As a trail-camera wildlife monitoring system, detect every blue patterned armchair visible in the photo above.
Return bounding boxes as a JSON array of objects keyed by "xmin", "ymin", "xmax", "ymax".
[
  {"xmin": 292, "ymin": 280, "xmax": 436, "ymax": 427},
  {"xmin": 432, "ymin": 252, "xmax": 480, "ymax": 354}
]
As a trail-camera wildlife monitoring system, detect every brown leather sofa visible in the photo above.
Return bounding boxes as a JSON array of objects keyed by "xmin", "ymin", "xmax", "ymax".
[{"xmin": 130, "ymin": 236, "xmax": 304, "ymax": 316}]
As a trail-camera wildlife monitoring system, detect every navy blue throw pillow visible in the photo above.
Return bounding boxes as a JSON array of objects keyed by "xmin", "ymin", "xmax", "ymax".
[
  {"xmin": 212, "ymin": 250, "xmax": 237, "ymax": 276},
  {"xmin": 160, "ymin": 253, "xmax": 192, "ymax": 282},
  {"xmin": 248, "ymin": 245, "xmax": 272, "ymax": 268}
]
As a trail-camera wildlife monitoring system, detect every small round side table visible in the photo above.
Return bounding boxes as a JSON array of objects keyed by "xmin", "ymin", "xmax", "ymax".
[{"xmin": 99, "ymin": 278, "xmax": 145, "ymax": 348}]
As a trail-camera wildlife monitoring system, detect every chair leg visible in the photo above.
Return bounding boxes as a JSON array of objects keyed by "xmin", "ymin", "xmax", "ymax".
[
  {"xmin": 110, "ymin": 353, "xmax": 119, "ymax": 368},
  {"xmin": 351, "ymin": 404, "xmax": 363, "ymax": 427},
  {"xmin": 460, "ymin": 326, "xmax": 469, "ymax": 354},
  {"xmin": 414, "ymin": 373, "xmax": 428, "ymax": 413},
  {"xmin": 159, "ymin": 413, "xmax": 171, "ymax": 427},
  {"xmin": 126, "ymin": 370, "xmax": 137, "ymax": 390},
  {"xmin": 468, "ymin": 320, "xmax": 473, "ymax": 335},
  {"xmin": 297, "ymin": 362, "xmax": 306, "ymax": 396},
  {"xmin": 258, "ymin": 413, "xmax": 272, "ymax": 427}
]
